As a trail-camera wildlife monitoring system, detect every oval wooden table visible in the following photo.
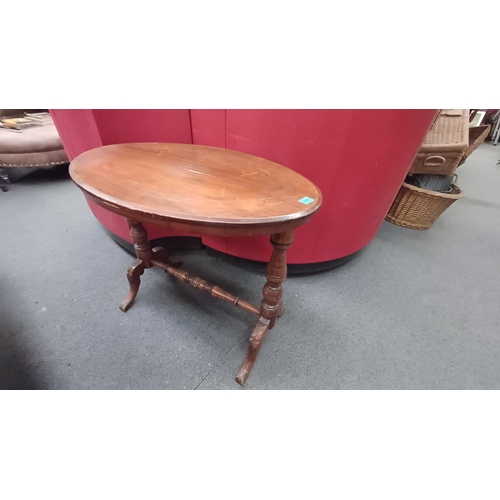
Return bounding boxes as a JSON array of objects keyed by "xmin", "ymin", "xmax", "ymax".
[{"xmin": 70, "ymin": 143, "xmax": 322, "ymax": 385}]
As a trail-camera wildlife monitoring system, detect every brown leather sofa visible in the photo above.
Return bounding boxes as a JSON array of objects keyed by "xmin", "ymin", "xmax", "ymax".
[{"xmin": 0, "ymin": 109, "xmax": 68, "ymax": 191}]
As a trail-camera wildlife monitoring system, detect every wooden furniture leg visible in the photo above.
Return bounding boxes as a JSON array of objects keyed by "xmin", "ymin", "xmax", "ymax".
[
  {"xmin": 119, "ymin": 218, "xmax": 152, "ymax": 312},
  {"xmin": 235, "ymin": 230, "xmax": 294, "ymax": 385},
  {"xmin": 119, "ymin": 218, "xmax": 164, "ymax": 312},
  {"xmin": 119, "ymin": 220, "xmax": 180, "ymax": 312},
  {"xmin": 235, "ymin": 317, "xmax": 270, "ymax": 386},
  {"xmin": 119, "ymin": 258, "xmax": 146, "ymax": 312}
]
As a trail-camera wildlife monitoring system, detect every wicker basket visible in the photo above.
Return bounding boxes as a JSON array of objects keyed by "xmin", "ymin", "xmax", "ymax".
[
  {"xmin": 458, "ymin": 124, "xmax": 491, "ymax": 166},
  {"xmin": 385, "ymin": 182, "xmax": 464, "ymax": 230},
  {"xmin": 409, "ymin": 109, "xmax": 469, "ymax": 176}
]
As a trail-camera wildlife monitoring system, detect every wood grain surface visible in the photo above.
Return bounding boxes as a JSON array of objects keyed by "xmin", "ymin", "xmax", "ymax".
[{"xmin": 69, "ymin": 143, "xmax": 322, "ymax": 230}]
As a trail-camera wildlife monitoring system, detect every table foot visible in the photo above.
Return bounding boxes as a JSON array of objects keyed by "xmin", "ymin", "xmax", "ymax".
[
  {"xmin": 235, "ymin": 317, "xmax": 270, "ymax": 386},
  {"xmin": 119, "ymin": 259, "xmax": 145, "ymax": 312}
]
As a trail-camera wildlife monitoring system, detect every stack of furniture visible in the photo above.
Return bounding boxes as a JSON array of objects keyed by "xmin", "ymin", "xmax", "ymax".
[{"xmin": 386, "ymin": 109, "xmax": 489, "ymax": 230}]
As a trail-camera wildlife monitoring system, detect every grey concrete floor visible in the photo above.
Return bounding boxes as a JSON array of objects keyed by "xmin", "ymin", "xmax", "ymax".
[{"xmin": 1, "ymin": 143, "xmax": 499, "ymax": 389}]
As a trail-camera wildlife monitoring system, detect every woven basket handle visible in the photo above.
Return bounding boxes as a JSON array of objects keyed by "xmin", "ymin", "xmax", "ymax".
[{"xmin": 424, "ymin": 155, "xmax": 446, "ymax": 167}]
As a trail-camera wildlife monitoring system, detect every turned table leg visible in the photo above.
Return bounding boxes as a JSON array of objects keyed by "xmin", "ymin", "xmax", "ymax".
[
  {"xmin": 119, "ymin": 219, "xmax": 181, "ymax": 312},
  {"xmin": 235, "ymin": 230, "xmax": 294, "ymax": 385},
  {"xmin": 119, "ymin": 219, "xmax": 153, "ymax": 312}
]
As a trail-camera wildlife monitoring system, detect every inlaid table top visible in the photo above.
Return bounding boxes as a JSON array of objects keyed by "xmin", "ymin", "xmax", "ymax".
[{"xmin": 69, "ymin": 143, "xmax": 322, "ymax": 232}]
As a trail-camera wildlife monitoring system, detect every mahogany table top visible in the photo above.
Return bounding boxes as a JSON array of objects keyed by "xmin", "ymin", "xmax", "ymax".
[{"xmin": 70, "ymin": 143, "xmax": 322, "ymax": 234}]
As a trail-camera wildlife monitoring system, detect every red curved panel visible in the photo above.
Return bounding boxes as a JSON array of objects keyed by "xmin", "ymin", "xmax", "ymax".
[
  {"xmin": 201, "ymin": 109, "xmax": 437, "ymax": 263},
  {"xmin": 92, "ymin": 109, "xmax": 192, "ymax": 145}
]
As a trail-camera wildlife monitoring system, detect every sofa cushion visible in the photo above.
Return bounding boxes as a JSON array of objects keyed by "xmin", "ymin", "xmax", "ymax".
[{"xmin": 0, "ymin": 124, "xmax": 68, "ymax": 167}]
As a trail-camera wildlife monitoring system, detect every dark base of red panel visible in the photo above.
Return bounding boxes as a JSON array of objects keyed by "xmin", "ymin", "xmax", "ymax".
[{"xmin": 206, "ymin": 247, "xmax": 361, "ymax": 275}]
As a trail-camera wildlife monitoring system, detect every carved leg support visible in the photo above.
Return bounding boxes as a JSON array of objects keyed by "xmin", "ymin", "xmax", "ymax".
[
  {"xmin": 118, "ymin": 220, "xmax": 293, "ymax": 385},
  {"xmin": 119, "ymin": 259, "xmax": 146, "ymax": 312},
  {"xmin": 120, "ymin": 219, "xmax": 177, "ymax": 312},
  {"xmin": 235, "ymin": 231, "xmax": 294, "ymax": 385},
  {"xmin": 127, "ymin": 218, "xmax": 153, "ymax": 267},
  {"xmin": 235, "ymin": 318, "xmax": 270, "ymax": 386},
  {"xmin": 260, "ymin": 231, "xmax": 294, "ymax": 329}
]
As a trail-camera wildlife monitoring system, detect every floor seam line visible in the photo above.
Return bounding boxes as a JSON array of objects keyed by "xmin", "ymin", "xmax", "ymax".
[{"xmin": 193, "ymin": 331, "xmax": 248, "ymax": 390}]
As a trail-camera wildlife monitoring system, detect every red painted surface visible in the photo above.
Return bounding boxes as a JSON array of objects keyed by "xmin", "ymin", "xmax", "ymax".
[
  {"xmin": 50, "ymin": 110, "xmax": 102, "ymax": 160},
  {"xmin": 213, "ymin": 109, "xmax": 437, "ymax": 263},
  {"xmin": 191, "ymin": 109, "xmax": 226, "ymax": 148},
  {"xmin": 51, "ymin": 109, "xmax": 437, "ymax": 263},
  {"xmin": 92, "ymin": 109, "xmax": 192, "ymax": 146}
]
